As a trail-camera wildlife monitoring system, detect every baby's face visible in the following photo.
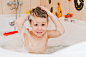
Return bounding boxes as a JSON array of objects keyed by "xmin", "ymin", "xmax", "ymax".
[{"xmin": 30, "ymin": 16, "xmax": 48, "ymax": 37}]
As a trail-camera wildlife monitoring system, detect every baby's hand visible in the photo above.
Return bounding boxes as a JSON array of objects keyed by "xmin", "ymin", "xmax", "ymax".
[{"xmin": 39, "ymin": 6, "xmax": 52, "ymax": 16}]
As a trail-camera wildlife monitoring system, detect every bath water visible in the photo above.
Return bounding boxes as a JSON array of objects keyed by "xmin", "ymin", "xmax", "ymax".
[
  {"xmin": 0, "ymin": 33, "xmax": 69, "ymax": 54},
  {"xmin": 2, "ymin": 45, "xmax": 69, "ymax": 54}
]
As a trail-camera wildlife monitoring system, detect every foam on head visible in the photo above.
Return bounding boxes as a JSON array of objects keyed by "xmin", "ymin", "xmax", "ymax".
[{"xmin": 29, "ymin": 15, "xmax": 37, "ymax": 24}]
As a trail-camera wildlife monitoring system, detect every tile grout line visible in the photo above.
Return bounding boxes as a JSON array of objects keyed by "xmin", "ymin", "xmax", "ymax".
[
  {"xmin": 1, "ymin": 0, "xmax": 3, "ymax": 14},
  {"xmin": 30, "ymin": 0, "xmax": 31, "ymax": 9}
]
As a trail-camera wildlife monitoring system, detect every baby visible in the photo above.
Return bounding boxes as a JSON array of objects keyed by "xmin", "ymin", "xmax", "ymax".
[{"xmin": 15, "ymin": 6, "xmax": 65, "ymax": 53}]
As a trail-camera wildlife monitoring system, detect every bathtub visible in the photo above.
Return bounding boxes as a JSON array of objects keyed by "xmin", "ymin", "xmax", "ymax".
[{"xmin": 0, "ymin": 14, "xmax": 86, "ymax": 57}]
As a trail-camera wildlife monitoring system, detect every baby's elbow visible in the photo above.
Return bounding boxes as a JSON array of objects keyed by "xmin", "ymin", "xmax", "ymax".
[
  {"xmin": 59, "ymin": 29, "xmax": 65, "ymax": 35},
  {"xmin": 57, "ymin": 29, "xmax": 65, "ymax": 37},
  {"xmin": 63, "ymin": 29, "xmax": 65, "ymax": 34},
  {"xmin": 62, "ymin": 29, "xmax": 65, "ymax": 34}
]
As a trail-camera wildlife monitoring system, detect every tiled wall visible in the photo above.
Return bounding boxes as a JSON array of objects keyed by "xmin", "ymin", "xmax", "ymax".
[
  {"xmin": 40, "ymin": 0, "xmax": 86, "ymax": 21},
  {"xmin": 19, "ymin": 0, "xmax": 31, "ymax": 14},
  {"xmin": 0, "ymin": 0, "xmax": 2, "ymax": 14},
  {"xmin": 81, "ymin": 0, "xmax": 86, "ymax": 21},
  {"xmin": 0, "ymin": 0, "xmax": 40, "ymax": 14},
  {"xmin": 2, "ymin": 0, "xmax": 17, "ymax": 14},
  {"xmin": 0, "ymin": 0, "xmax": 86, "ymax": 21},
  {"xmin": 69, "ymin": 0, "xmax": 82, "ymax": 20}
]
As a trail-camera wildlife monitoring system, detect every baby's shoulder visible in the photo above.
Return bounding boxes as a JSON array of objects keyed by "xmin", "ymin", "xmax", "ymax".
[
  {"xmin": 26, "ymin": 31, "xmax": 32, "ymax": 38},
  {"xmin": 23, "ymin": 31, "xmax": 30, "ymax": 38}
]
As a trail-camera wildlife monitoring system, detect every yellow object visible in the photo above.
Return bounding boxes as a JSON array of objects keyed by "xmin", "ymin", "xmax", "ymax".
[
  {"xmin": 26, "ymin": 10, "xmax": 31, "ymax": 14},
  {"xmin": 57, "ymin": 2, "xmax": 62, "ymax": 17}
]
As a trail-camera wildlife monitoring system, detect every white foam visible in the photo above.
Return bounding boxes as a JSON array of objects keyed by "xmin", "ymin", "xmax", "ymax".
[
  {"xmin": 29, "ymin": 15, "xmax": 37, "ymax": 25},
  {"xmin": 28, "ymin": 40, "xmax": 32, "ymax": 48}
]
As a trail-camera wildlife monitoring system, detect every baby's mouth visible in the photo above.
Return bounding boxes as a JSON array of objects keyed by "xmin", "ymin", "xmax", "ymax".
[{"xmin": 37, "ymin": 32, "xmax": 42, "ymax": 34}]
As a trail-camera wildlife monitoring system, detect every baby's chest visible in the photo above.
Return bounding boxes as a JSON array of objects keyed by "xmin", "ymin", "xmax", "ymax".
[
  {"xmin": 29, "ymin": 38, "xmax": 47, "ymax": 48},
  {"xmin": 35, "ymin": 40, "xmax": 47, "ymax": 46},
  {"xmin": 26, "ymin": 33, "xmax": 48, "ymax": 49}
]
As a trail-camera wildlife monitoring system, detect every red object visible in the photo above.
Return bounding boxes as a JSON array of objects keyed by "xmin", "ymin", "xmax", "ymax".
[
  {"xmin": 27, "ymin": 28, "xmax": 29, "ymax": 31},
  {"xmin": 3, "ymin": 28, "xmax": 29, "ymax": 36},
  {"xmin": 64, "ymin": 13, "xmax": 73, "ymax": 18},
  {"xmin": 3, "ymin": 31, "xmax": 18, "ymax": 36}
]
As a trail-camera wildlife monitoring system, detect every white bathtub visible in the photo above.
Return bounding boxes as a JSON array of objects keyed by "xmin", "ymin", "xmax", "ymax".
[{"xmin": 0, "ymin": 14, "xmax": 86, "ymax": 57}]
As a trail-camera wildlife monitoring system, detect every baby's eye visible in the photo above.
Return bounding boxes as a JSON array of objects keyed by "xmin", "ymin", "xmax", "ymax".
[
  {"xmin": 34, "ymin": 24, "xmax": 38, "ymax": 26},
  {"xmin": 42, "ymin": 24, "xmax": 45, "ymax": 26}
]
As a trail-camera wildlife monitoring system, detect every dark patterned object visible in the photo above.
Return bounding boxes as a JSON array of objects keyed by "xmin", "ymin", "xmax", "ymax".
[{"xmin": 74, "ymin": 0, "xmax": 84, "ymax": 11}]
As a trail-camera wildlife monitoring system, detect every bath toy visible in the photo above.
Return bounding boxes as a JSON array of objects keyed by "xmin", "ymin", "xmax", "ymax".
[
  {"xmin": 57, "ymin": 2, "xmax": 62, "ymax": 17},
  {"xmin": 49, "ymin": 0, "xmax": 51, "ymax": 4},
  {"xmin": 3, "ymin": 28, "xmax": 29, "ymax": 36},
  {"xmin": 50, "ymin": 7, "xmax": 53, "ymax": 13},
  {"xmin": 3, "ymin": 31, "xmax": 18, "ymax": 36},
  {"xmin": 68, "ymin": 0, "xmax": 71, "ymax": 1},
  {"xmin": 55, "ymin": 12, "xmax": 59, "ymax": 18},
  {"xmin": 74, "ymin": 0, "xmax": 84, "ymax": 11},
  {"xmin": 64, "ymin": 13, "xmax": 73, "ymax": 18},
  {"xmin": 26, "ymin": 10, "xmax": 31, "ymax": 14},
  {"xmin": 55, "ymin": 2, "xmax": 62, "ymax": 18}
]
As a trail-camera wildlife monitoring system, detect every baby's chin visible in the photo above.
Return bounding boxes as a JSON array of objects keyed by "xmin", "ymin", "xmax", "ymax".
[{"xmin": 36, "ymin": 32, "xmax": 43, "ymax": 37}]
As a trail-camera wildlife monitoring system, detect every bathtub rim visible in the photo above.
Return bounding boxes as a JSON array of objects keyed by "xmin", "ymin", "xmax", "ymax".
[{"xmin": 0, "ymin": 14, "xmax": 86, "ymax": 26}]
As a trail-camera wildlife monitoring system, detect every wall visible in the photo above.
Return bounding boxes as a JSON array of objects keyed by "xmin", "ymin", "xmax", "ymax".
[
  {"xmin": 40, "ymin": 0, "xmax": 86, "ymax": 21},
  {"xmin": 69, "ymin": 0, "xmax": 81, "ymax": 20},
  {"xmin": 41, "ymin": 0, "xmax": 69, "ymax": 16},
  {"xmin": 81, "ymin": 0, "xmax": 86, "ymax": 21},
  {"xmin": 0, "ymin": 0, "xmax": 2, "ymax": 14},
  {"xmin": 0, "ymin": 0, "xmax": 40, "ymax": 14},
  {"xmin": 0, "ymin": 0, "xmax": 86, "ymax": 21}
]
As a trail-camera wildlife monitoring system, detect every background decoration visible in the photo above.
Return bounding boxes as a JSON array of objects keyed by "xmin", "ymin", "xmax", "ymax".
[
  {"xmin": 74, "ymin": 0, "xmax": 84, "ymax": 11},
  {"xmin": 55, "ymin": 2, "xmax": 62, "ymax": 18}
]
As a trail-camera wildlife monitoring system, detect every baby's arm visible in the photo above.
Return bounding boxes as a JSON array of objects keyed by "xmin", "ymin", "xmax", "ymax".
[
  {"xmin": 15, "ymin": 14, "xmax": 29, "ymax": 37},
  {"xmin": 39, "ymin": 6, "xmax": 65, "ymax": 38},
  {"xmin": 48, "ymin": 13, "xmax": 65, "ymax": 38},
  {"xmin": 15, "ymin": 14, "xmax": 30, "ymax": 49}
]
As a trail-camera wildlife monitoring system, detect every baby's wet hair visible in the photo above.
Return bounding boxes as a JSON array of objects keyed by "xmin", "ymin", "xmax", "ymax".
[{"xmin": 29, "ymin": 6, "xmax": 48, "ymax": 23}]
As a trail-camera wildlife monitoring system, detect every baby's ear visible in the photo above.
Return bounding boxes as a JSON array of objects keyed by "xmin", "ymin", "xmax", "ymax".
[
  {"xmin": 47, "ymin": 20, "xmax": 49, "ymax": 27},
  {"xmin": 48, "ymin": 20, "xmax": 49, "ymax": 23},
  {"xmin": 48, "ymin": 20, "xmax": 49, "ymax": 24}
]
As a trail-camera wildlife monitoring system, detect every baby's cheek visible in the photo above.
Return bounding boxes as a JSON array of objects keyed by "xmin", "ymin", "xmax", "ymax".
[
  {"xmin": 32, "ymin": 26, "xmax": 37, "ymax": 30},
  {"xmin": 42, "ymin": 27, "xmax": 47, "ymax": 32},
  {"xmin": 32, "ymin": 27, "xmax": 36, "ymax": 32}
]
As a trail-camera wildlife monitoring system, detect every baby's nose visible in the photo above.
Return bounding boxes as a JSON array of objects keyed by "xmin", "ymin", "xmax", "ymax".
[{"xmin": 38, "ymin": 26, "xmax": 42, "ymax": 30}]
